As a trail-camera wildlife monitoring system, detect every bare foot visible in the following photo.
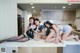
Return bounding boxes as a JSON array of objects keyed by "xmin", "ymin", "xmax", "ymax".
[
  {"xmin": 54, "ymin": 40, "xmax": 59, "ymax": 44},
  {"xmin": 77, "ymin": 40, "xmax": 80, "ymax": 42},
  {"xmin": 74, "ymin": 35, "xmax": 79, "ymax": 41}
]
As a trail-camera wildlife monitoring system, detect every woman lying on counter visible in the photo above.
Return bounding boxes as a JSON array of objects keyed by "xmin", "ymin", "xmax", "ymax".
[
  {"xmin": 0, "ymin": 17, "xmax": 46, "ymax": 42},
  {"xmin": 5, "ymin": 17, "xmax": 36, "ymax": 42}
]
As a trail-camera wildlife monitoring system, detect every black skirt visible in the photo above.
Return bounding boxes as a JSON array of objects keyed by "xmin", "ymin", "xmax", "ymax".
[{"xmin": 26, "ymin": 29, "xmax": 34, "ymax": 39}]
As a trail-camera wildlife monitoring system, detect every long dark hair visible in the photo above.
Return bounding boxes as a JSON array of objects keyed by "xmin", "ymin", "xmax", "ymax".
[
  {"xmin": 44, "ymin": 21, "xmax": 58, "ymax": 33},
  {"xmin": 29, "ymin": 17, "xmax": 35, "ymax": 27},
  {"xmin": 44, "ymin": 21, "xmax": 53, "ymax": 28},
  {"xmin": 44, "ymin": 21, "xmax": 57, "ymax": 28},
  {"xmin": 33, "ymin": 18, "xmax": 41, "ymax": 30}
]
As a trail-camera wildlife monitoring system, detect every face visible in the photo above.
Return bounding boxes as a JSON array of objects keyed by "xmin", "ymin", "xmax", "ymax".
[
  {"xmin": 29, "ymin": 19, "xmax": 34, "ymax": 24},
  {"xmin": 35, "ymin": 21, "xmax": 40, "ymax": 25},
  {"xmin": 45, "ymin": 23, "xmax": 50, "ymax": 28}
]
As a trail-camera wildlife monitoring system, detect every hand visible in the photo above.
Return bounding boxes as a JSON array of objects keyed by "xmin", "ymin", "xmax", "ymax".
[
  {"xmin": 34, "ymin": 31, "xmax": 38, "ymax": 34},
  {"xmin": 28, "ymin": 26, "xmax": 32, "ymax": 29}
]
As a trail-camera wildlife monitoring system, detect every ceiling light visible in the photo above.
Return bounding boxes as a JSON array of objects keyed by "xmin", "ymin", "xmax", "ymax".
[
  {"xmin": 33, "ymin": 10, "xmax": 36, "ymax": 12},
  {"xmin": 30, "ymin": 3, "xmax": 33, "ymax": 5},
  {"xmin": 62, "ymin": 6, "xmax": 66, "ymax": 9},
  {"xmin": 68, "ymin": 3, "xmax": 72, "ymax": 5},
  {"xmin": 32, "ymin": 6, "xmax": 35, "ymax": 9}
]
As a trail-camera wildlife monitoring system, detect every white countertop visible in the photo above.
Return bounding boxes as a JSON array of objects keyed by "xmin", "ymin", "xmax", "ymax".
[{"xmin": 0, "ymin": 39, "xmax": 80, "ymax": 47}]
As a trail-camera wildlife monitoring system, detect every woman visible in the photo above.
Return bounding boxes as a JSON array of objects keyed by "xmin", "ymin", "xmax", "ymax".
[
  {"xmin": 34, "ymin": 18, "xmax": 46, "ymax": 40},
  {"xmin": 59, "ymin": 24, "xmax": 79, "ymax": 41},
  {"xmin": 7, "ymin": 17, "xmax": 36, "ymax": 42},
  {"xmin": 26, "ymin": 17, "xmax": 36, "ymax": 39},
  {"xmin": 44, "ymin": 21, "xmax": 60, "ymax": 44}
]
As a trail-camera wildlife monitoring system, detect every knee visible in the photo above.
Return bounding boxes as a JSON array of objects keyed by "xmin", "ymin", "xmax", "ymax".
[
  {"xmin": 21, "ymin": 38, "xmax": 28, "ymax": 42},
  {"xmin": 45, "ymin": 37, "xmax": 49, "ymax": 42},
  {"xmin": 61, "ymin": 36, "xmax": 66, "ymax": 40}
]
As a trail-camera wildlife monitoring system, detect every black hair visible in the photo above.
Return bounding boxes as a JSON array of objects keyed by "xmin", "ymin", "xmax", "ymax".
[
  {"xmin": 29, "ymin": 17, "xmax": 34, "ymax": 20},
  {"xmin": 29, "ymin": 17, "xmax": 35, "ymax": 27},
  {"xmin": 44, "ymin": 21, "xmax": 53, "ymax": 28},
  {"xmin": 34, "ymin": 18, "xmax": 41, "ymax": 23},
  {"xmin": 68, "ymin": 24, "xmax": 72, "ymax": 27},
  {"xmin": 33, "ymin": 18, "xmax": 41, "ymax": 30}
]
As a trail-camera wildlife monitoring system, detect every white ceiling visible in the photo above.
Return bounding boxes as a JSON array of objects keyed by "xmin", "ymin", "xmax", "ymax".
[{"xmin": 18, "ymin": 4, "xmax": 80, "ymax": 14}]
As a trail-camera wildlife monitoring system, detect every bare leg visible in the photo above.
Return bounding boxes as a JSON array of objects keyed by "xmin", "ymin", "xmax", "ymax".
[
  {"xmin": 46, "ymin": 38, "xmax": 55, "ymax": 43},
  {"xmin": 58, "ymin": 36, "xmax": 62, "ymax": 42},
  {"xmin": 16, "ymin": 38, "xmax": 28, "ymax": 42},
  {"xmin": 61, "ymin": 31, "xmax": 71, "ymax": 41},
  {"xmin": 41, "ymin": 35, "xmax": 46, "ymax": 40},
  {"xmin": 17, "ymin": 35, "xmax": 24, "ymax": 39},
  {"xmin": 53, "ymin": 31, "xmax": 62, "ymax": 44},
  {"xmin": 61, "ymin": 29, "xmax": 80, "ymax": 41},
  {"xmin": 45, "ymin": 29, "xmax": 55, "ymax": 42},
  {"xmin": 0, "ymin": 35, "xmax": 28, "ymax": 43},
  {"xmin": 35, "ymin": 34, "xmax": 41, "ymax": 39},
  {"xmin": 66, "ymin": 35, "xmax": 79, "ymax": 41},
  {"xmin": 7, "ymin": 35, "xmax": 24, "ymax": 41}
]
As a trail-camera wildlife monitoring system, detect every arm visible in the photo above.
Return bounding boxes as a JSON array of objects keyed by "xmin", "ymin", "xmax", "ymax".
[
  {"xmin": 24, "ymin": 26, "xmax": 32, "ymax": 34},
  {"xmin": 33, "ymin": 28, "xmax": 45, "ymax": 35},
  {"xmin": 34, "ymin": 25, "xmax": 45, "ymax": 35},
  {"xmin": 52, "ymin": 25, "xmax": 59, "ymax": 36},
  {"xmin": 37, "ymin": 29, "xmax": 45, "ymax": 35},
  {"xmin": 26, "ymin": 27, "xmax": 31, "ymax": 31},
  {"xmin": 25, "ymin": 25, "xmax": 36, "ymax": 33}
]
